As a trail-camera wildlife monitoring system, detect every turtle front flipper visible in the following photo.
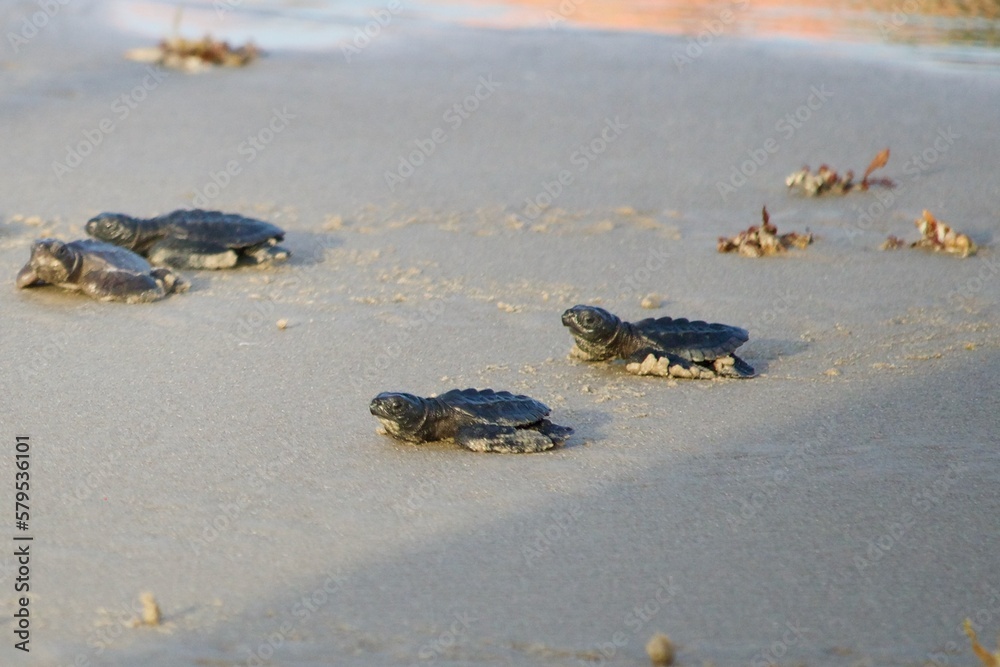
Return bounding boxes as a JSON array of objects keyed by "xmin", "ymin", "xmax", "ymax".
[
  {"xmin": 80, "ymin": 270, "xmax": 168, "ymax": 304},
  {"xmin": 151, "ymin": 268, "xmax": 190, "ymax": 295},
  {"xmin": 148, "ymin": 238, "xmax": 238, "ymax": 270},
  {"xmin": 15, "ymin": 264, "xmax": 43, "ymax": 288},
  {"xmin": 455, "ymin": 424, "xmax": 559, "ymax": 453},
  {"xmin": 625, "ymin": 348, "xmax": 718, "ymax": 379}
]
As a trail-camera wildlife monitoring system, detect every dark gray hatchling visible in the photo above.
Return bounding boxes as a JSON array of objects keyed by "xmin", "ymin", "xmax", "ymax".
[
  {"xmin": 85, "ymin": 209, "xmax": 290, "ymax": 269},
  {"xmin": 16, "ymin": 239, "xmax": 187, "ymax": 303},
  {"xmin": 369, "ymin": 388, "xmax": 573, "ymax": 453},
  {"xmin": 561, "ymin": 304, "xmax": 755, "ymax": 379}
]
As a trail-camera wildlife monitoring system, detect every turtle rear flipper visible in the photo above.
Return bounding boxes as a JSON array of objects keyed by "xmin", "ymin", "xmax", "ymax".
[
  {"xmin": 534, "ymin": 420, "xmax": 574, "ymax": 445},
  {"xmin": 80, "ymin": 270, "xmax": 168, "ymax": 304},
  {"xmin": 148, "ymin": 238, "xmax": 238, "ymax": 270},
  {"xmin": 244, "ymin": 243, "xmax": 291, "ymax": 265},
  {"xmin": 456, "ymin": 424, "xmax": 559, "ymax": 453},
  {"xmin": 713, "ymin": 354, "xmax": 756, "ymax": 378}
]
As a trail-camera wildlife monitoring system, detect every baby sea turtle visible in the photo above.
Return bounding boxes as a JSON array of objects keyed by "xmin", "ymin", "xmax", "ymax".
[
  {"xmin": 369, "ymin": 388, "xmax": 573, "ymax": 453},
  {"xmin": 562, "ymin": 305, "xmax": 755, "ymax": 379},
  {"xmin": 16, "ymin": 239, "xmax": 187, "ymax": 303},
  {"xmin": 85, "ymin": 209, "xmax": 289, "ymax": 269}
]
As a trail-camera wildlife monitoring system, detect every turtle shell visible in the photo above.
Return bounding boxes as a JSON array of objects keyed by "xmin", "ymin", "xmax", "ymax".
[
  {"xmin": 632, "ymin": 316, "xmax": 749, "ymax": 362},
  {"xmin": 73, "ymin": 239, "xmax": 158, "ymax": 274},
  {"xmin": 437, "ymin": 388, "xmax": 550, "ymax": 427},
  {"xmin": 155, "ymin": 210, "xmax": 285, "ymax": 249}
]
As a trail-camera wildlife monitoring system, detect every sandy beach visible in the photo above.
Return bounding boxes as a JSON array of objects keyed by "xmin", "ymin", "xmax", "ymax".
[{"xmin": 1, "ymin": 3, "xmax": 999, "ymax": 666}]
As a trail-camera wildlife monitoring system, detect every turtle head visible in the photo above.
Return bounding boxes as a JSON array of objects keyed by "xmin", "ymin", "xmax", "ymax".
[
  {"xmin": 369, "ymin": 392, "xmax": 427, "ymax": 440},
  {"xmin": 561, "ymin": 305, "xmax": 621, "ymax": 359},
  {"xmin": 86, "ymin": 213, "xmax": 141, "ymax": 249},
  {"xmin": 17, "ymin": 239, "xmax": 79, "ymax": 288}
]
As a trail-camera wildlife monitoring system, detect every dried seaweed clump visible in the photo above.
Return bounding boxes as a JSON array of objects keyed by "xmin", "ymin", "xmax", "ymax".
[
  {"xmin": 879, "ymin": 235, "xmax": 906, "ymax": 251},
  {"xmin": 718, "ymin": 206, "xmax": 813, "ymax": 257},
  {"xmin": 964, "ymin": 619, "xmax": 1000, "ymax": 667},
  {"xmin": 126, "ymin": 36, "xmax": 260, "ymax": 72},
  {"xmin": 786, "ymin": 148, "xmax": 894, "ymax": 196},
  {"xmin": 910, "ymin": 210, "xmax": 977, "ymax": 257}
]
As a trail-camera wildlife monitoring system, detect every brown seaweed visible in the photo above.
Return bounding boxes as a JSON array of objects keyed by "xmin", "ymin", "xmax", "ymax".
[
  {"xmin": 718, "ymin": 206, "xmax": 813, "ymax": 257},
  {"xmin": 911, "ymin": 210, "xmax": 977, "ymax": 257},
  {"xmin": 964, "ymin": 619, "xmax": 1000, "ymax": 667},
  {"xmin": 124, "ymin": 9, "xmax": 260, "ymax": 72},
  {"xmin": 786, "ymin": 148, "xmax": 894, "ymax": 196}
]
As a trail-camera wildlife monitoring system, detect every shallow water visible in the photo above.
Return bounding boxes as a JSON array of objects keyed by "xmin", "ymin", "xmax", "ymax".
[{"xmin": 105, "ymin": 0, "xmax": 1000, "ymax": 63}]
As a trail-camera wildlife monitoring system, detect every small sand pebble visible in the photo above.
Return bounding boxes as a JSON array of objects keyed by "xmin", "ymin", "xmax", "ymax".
[
  {"xmin": 640, "ymin": 293, "xmax": 662, "ymax": 309},
  {"xmin": 276, "ymin": 319, "xmax": 288, "ymax": 330},
  {"xmin": 139, "ymin": 592, "xmax": 161, "ymax": 626},
  {"xmin": 645, "ymin": 633, "xmax": 675, "ymax": 666}
]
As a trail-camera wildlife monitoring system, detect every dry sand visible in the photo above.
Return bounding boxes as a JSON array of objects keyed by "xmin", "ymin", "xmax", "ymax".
[{"xmin": 1, "ymin": 4, "xmax": 998, "ymax": 666}]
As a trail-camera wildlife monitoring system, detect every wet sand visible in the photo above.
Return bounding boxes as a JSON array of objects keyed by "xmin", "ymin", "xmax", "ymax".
[{"xmin": 1, "ymin": 5, "xmax": 999, "ymax": 666}]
